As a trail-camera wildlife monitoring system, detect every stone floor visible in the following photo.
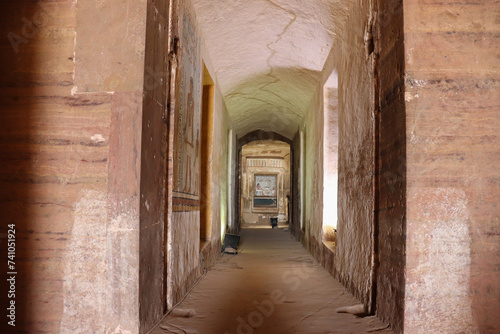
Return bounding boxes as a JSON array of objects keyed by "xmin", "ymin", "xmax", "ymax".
[{"xmin": 150, "ymin": 227, "xmax": 394, "ymax": 334}]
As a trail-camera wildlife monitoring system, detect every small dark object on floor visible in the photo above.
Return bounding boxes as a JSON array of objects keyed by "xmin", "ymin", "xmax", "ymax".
[
  {"xmin": 222, "ymin": 233, "xmax": 240, "ymax": 253},
  {"xmin": 270, "ymin": 217, "xmax": 278, "ymax": 228}
]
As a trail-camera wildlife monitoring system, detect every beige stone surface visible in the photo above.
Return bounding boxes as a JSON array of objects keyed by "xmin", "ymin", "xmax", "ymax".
[
  {"xmin": 150, "ymin": 228, "xmax": 393, "ymax": 334},
  {"xmin": 331, "ymin": 1, "xmax": 375, "ymax": 311},
  {"xmin": 191, "ymin": 0, "xmax": 349, "ymax": 138},
  {"xmin": 404, "ymin": 0, "xmax": 500, "ymax": 333},
  {"xmin": 1, "ymin": 0, "xmax": 498, "ymax": 333}
]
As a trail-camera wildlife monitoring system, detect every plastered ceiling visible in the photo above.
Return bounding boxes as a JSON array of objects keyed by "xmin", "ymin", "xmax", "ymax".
[{"xmin": 192, "ymin": 0, "xmax": 347, "ymax": 139}]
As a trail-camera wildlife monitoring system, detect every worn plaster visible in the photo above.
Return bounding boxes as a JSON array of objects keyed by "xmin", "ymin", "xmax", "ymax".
[
  {"xmin": 192, "ymin": 0, "xmax": 348, "ymax": 138},
  {"xmin": 406, "ymin": 188, "xmax": 477, "ymax": 333},
  {"xmin": 60, "ymin": 189, "xmax": 107, "ymax": 333}
]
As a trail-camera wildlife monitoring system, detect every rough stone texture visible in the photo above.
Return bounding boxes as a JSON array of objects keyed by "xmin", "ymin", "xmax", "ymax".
[
  {"xmin": 299, "ymin": 77, "xmax": 326, "ymax": 262},
  {"xmin": 151, "ymin": 228, "xmax": 394, "ymax": 334},
  {"xmin": 105, "ymin": 90, "xmax": 144, "ymax": 334},
  {"xmin": 289, "ymin": 12, "xmax": 378, "ymax": 315},
  {"xmin": 191, "ymin": 0, "xmax": 348, "ymax": 138},
  {"xmin": 1, "ymin": 0, "xmax": 498, "ymax": 333},
  {"xmin": 404, "ymin": 0, "xmax": 500, "ymax": 333},
  {"xmin": 323, "ymin": 80, "xmax": 339, "ymax": 235},
  {"xmin": 208, "ymin": 71, "xmax": 233, "ymax": 243},
  {"xmin": 374, "ymin": 0, "xmax": 406, "ymax": 331},
  {"xmin": 139, "ymin": 0, "xmax": 171, "ymax": 331},
  {"xmin": 60, "ymin": 189, "xmax": 108, "ymax": 333},
  {"xmin": 240, "ymin": 140, "xmax": 290, "ymax": 226},
  {"xmin": 74, "ymin": 0, "xmax": 147, "ymax": 93},
  {"xmin": 290, "ymin": 132, "xmax": 302, "ymax": 238},
  {"xmin": 0, "ymin": 0, "xmax": 146, "ymax": 332},
  {"xmin": 165, "ymin": 0, "xmax": 236, "ymax": 314},
  {"xmin": 287, "ymin": 52, "xmax": 340, "ymax": 277},
  {"xmin": 167, "ymin": 0, "xmax": 203, "ymax": 310},
  {"xmin": 291, "ymin": 2, "xmax": 407, "ymax": 331},
  {"xmin": 0, "ymin": 0, "xmax": 233, "ymax": 331},
  {"xmin": 333, "ymin": 0, "xmax": 375, "ymax": 309},
  {"xmin": 75, "ymin": 0, "xmax": 148, "ymax": 329}
]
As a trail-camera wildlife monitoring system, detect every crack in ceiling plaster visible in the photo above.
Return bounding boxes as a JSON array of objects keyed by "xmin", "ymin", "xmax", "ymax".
[
  {"xmin": 258, "ymin": 0, "xmax": 298, "ymax": 123},
  {"xmin": 192, "ymin": 0, "xmax": 347, "ymax": 139}
]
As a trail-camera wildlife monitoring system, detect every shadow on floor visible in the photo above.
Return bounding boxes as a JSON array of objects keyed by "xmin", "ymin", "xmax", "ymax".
[{"xmin": 151, "ymin": 228, "xmax": 393, "ymax": 334}]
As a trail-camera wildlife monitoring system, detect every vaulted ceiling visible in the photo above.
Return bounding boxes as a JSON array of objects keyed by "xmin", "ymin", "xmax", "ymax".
[{"xmin": 192, "ymin": 0, "xmax": 347, "ymax": 139}]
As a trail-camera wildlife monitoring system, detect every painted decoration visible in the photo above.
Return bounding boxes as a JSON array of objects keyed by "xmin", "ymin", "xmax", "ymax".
[
  {"xmin": 247, "ymin": 158, "xmax": 284, "ymax": 168},
  {"xmin": 253, "ymin": 197, "xmax": 277, "ymax": 207},
  {"xmin": 254, "ymin": 174, "xmax": 277, "ymax": 197},
  {"xmin": 172, "ymin": 10, "xmax": 202, "ymax": 212}
]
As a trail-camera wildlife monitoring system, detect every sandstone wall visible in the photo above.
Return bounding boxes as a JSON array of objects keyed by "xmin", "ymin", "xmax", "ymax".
[
  {"xmin": 404, "ymin": 0, "xmax": 499, "ymax": 333},
  {"xmin": 300, "ymin": 79, "xmax": 325, "ymax": 261},
  {"xmin": 210, "ymin": 85, "xmax": 233, "ymax": 245},
  {"xmin": 139, "ymin": 0, "xmax": 172, "ymax": 331},
  {"xmin": 333, "ymin": 0, "xmax": 375, "ymax": 308},
  {"xmin": 290, "ymin": 132, "xmax": 302, "ymax": 238},
  {"xmin": 166, "ymin": 0, "xmax": 234, "ymax": 311},
  {"xmin": 240, "ymin": 141, "xmax": 290, "ymax": 226},
  {"xmin": 373, "ymin": 0, "xmax": 406, "ymax": 331},
  {"xmin": 0, "ymin": 0, "xmax": 147, "ymax": 332},
  {"xmin": 166, "ymin": 0, "xmax": 203, "ymax": 309},
  {"xmin": 293, "ymin": 4, "xmax": 377, "ymax": 296},
  {"xmin": 0, "ymin": 0, "xmax": 233, "ymax": 332}
]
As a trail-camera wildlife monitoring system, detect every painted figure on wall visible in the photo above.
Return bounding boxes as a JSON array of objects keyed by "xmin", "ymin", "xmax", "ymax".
[
  {"xmin": 254, "ymin": 175, "xmax": 277, "ymax": 197},
  {"xmin": 256, "ymin": 183, "xmax": 263, "ymax": 196},
  {"xmin": 173, "ymin": 10, "xmax": 201, "ymax": 201}
]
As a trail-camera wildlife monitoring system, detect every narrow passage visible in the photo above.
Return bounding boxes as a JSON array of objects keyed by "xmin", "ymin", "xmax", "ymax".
[{"xmin": 151, "ymin": 228, "xmax": 393, "ymax": 334}]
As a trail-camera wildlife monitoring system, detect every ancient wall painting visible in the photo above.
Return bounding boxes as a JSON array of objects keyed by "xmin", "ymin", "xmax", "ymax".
[
  {"xmin": 172, "ymin": 9, "xmax": 202, "ymax": 212},
  {"xmin": 253, "ymin": 174, "xmax": 277, "ymax": 208}
]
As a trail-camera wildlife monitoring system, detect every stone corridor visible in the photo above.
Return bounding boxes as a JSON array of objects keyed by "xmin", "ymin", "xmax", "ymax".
[
  {"xmin": 0, "ymin": 0, "xmax": 498, "ymax": 333},
  {"xmin": 150, "ymin": 228, "xmax": 393, "ymax": 334}
]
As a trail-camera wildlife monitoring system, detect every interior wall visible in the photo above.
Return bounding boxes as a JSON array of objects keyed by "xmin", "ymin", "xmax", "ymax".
[
  {"xmin": 373, "ymin": 0, "xmax": 406, "ymax": 331},
  {"xmin": 322, "ymin": 73, "xmax": 339, "ymax": 240},
  {"xmin": 139, "ymin": 0, "xmax": 172, "ymax": 331},
  {"xmin": 227, "ymin": 129, "xmax": 237, "ymax": 234},
  {"xmin": 333, "ymin": 0, "xmax": 375, "ymax": 308},
  {"xmin": 0, "ymin": 0, "xmax": 232, "ymax": 332},
  {"xmin": 211, "ymin": 87, "xmax": 234, "ymax": 244},
  {"xmin": 288, "ymin": 46, "xmax": 337, "ymax": 276},
  {"xmin": 0, "ymin": 0, "xmax": 148, "ymax": 332},
  {"xmin": 200, "ymin": 69, "xmax": 214, "ymax": 243},
  {"xmin": 167, "ymin": 0, "xmax": 204, "ymax": 308},
  {"xmin": 404, "ymin": 0, "xmax": 499, "ymax": 333},
  {"xmin": 291, "ymin": 2, "xmax": 407, "ymax": 330},
  {"xmin": 300, "ymin": 83, "xmax": 325, "ymax": 261},
  {"xmin": 166, "ymin": 0, "xmax": 234, "ymax": 311},
  {"xmin": 240, "ymin": 140, "xmax": 290, "ymax": 226},
  {"xmin": 290, "ymin": 132, "xmax": 302, "ymax": 238}
]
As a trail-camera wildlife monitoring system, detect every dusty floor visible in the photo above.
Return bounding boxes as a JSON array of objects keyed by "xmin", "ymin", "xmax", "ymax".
[{"xmin": 150, "ymin": 227, "xmax": 394, "ymax": 334}]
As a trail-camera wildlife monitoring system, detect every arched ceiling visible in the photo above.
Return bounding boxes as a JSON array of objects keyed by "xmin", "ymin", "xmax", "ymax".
[{"xmin": 192, "ymin": 0, "xmax": 347, "ymax": 139}]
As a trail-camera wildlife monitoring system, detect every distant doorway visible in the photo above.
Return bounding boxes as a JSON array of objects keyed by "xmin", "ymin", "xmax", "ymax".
[{"xmin": 239, "ymin": 140, "xmax": 291, "ymax": 228}]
